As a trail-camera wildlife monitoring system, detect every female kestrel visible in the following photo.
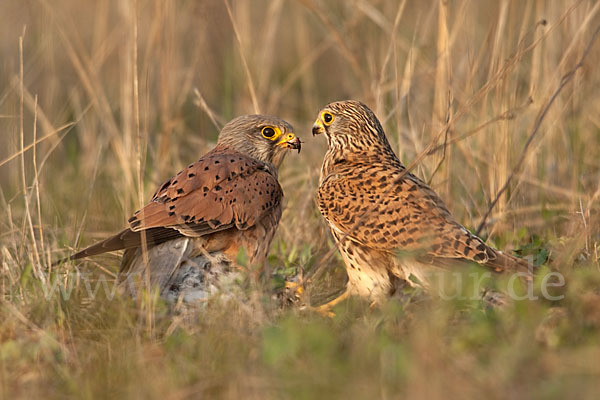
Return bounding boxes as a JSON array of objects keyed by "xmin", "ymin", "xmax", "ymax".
[
  {"xmin": 59, "ymin": 115, "xmax": 301, "ymax": 301},
  {"xmin": 312, "ymin": 100, "xmax": 530, "ymax": 304}
]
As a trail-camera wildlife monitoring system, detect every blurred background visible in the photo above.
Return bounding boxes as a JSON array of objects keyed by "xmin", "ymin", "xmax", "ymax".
[{"xmin": 1, "ymin": 0, "xmax": 599, "ymax": 398}]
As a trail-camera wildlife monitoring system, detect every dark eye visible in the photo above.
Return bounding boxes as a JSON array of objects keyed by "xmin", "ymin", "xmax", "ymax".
[
  {"xmin": 262, "ymin": 126, "xmax": 276, "ymax": 138},
  {"xmin": 322, "ymin": 112, "xmax": 334, "ymax": 125}
]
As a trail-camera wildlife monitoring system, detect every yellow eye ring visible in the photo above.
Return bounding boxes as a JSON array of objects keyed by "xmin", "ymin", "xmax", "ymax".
[
  {"xmin": 322, "ymin": 112, "xmax": 334, "ymax": 126},
  {"xmin": 261, "ymin": 126, "xmax": 281, "ymax": 140}
]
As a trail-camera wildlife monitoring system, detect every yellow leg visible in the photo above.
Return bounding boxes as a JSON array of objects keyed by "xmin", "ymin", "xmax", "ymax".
[{"xmin": 310, "ymin": 289, "xmax": 350, "ymax": 317}]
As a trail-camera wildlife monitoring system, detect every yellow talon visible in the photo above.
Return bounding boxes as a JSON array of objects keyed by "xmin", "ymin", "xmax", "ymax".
[{"xmin": 309, "ymin": 290, "xmax": 350, "ymax": 317}]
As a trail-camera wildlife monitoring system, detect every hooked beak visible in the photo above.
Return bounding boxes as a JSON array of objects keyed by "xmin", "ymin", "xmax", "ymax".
[
  {"xmin": 276, "ymin": 133, "xmax": 302, "ymax": 153},
  {"xmin": 312, "ymin": 118, "xmax": 325, "ymax": 136}
]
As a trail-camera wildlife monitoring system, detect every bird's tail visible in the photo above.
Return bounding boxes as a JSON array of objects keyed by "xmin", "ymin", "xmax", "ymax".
[
  {"xmin": 52, "ymin": 227, "xmax": 184, "ymax": 267},
  {"xmin": 52, "ymin": 228, "xmax": 136, "ymax": 266},
  {"xmin": 486, "ymin": 249, "xmax": 536, "ymax": 280}
]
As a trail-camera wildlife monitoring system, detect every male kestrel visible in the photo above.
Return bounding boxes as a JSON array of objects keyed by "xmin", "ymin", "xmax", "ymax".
[
  {"xmin": 312, "ymin": 100, "xmax": 531, "ymax": 303},
  {"xmin": 59, "ymin": 115, "xmax": 300, "ymax": 300}
]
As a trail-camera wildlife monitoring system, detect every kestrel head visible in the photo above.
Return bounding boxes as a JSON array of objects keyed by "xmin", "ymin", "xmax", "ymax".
[
  {"xmin": 312, "ymin": 100, "xmax": 391, "ymax": 153},
  {"xmin": 218, "ymin": 115, "xmax": 301, "ymax": 167}
]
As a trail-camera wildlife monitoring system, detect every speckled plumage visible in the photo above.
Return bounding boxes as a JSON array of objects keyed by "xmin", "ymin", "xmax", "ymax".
[
  {"xmin": 313, "ymin": 100, "xmax": 531, "ymax": 301},
  {"xmin": 61, "ymin": 115, "xmax": 300, "ymax": 300}
]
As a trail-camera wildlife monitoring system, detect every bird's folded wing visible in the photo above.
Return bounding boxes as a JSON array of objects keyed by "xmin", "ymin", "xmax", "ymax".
[
  {"xmin": 129, "ymin": 147, "xmax": 283, "ymax": 236},
  {"xmin": 63, "ymin": 148, "xmax": 283, "ymax": 264},
  {"xmin": 318, "ymin": 166, "xmax": 529, "ymax": 274}
]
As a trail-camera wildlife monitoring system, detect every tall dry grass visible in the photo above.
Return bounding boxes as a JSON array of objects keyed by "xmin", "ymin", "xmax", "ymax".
[{"xmin": 1, "ymin": 0, "xmax": 600, "ymax": 398}]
